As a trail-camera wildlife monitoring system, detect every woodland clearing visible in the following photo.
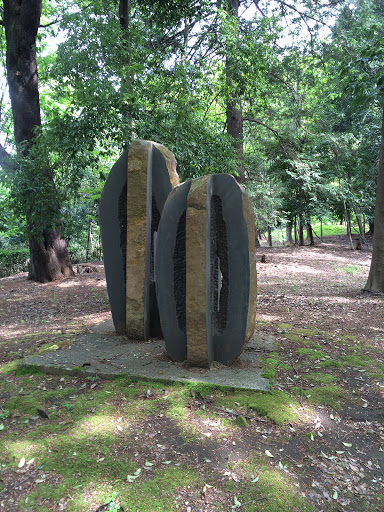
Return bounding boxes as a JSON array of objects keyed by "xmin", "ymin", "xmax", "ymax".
[{"xmin": 0, "ymin": 236, "xmax": 383, "ymax": 512}]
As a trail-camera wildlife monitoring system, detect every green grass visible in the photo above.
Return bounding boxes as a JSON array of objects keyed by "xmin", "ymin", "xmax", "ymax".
[
  {"xmin": 338, "ymin": 264, "xmax": 365, "ymax": 274},
  {"xmin": 311, "ymin": 222, "xmax": 359, "ymax": 237}
]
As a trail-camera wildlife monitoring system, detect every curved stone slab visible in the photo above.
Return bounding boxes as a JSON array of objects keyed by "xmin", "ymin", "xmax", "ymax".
[
  {"xmin": 99, "ymin": 150, "xmax": 128, "ymax": 334},
  {"xmin": 208, "ymin": 174, "xmax": 256, "ymax": 365},
  {"xmin": 155, "ymin": 174, "xmax": 257, "ymax": 367},
  {"xmin": 100, "ymin": 140, "xmax": 179, "ymax": 338},
  {"xmin": 155, "ymin": 181, "xmax": 191, "ymax": 360}
]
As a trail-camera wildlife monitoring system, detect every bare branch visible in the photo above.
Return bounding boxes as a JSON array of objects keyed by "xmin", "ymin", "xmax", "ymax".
[{"xmin": 39, "ymin": 19, "xmax": 59, "ymax": 28}]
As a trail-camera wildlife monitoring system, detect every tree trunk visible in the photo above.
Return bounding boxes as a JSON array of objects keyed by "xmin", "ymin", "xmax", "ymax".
[
  {"xmin": 226, "ymin": 0, "xmax": 244, "ymax": 183},
  {"xmin": 347, "ymin": 173, "xmax": 366, "ymax": 244},
  {"xmin": 298, "ymin": 185, "xmax": 304, "ymax": 246},
  {"xmin": 365, "ymin": 108, "xmax": 384, "ymax": 292},
  {"xmin": 119, "ymin": 0, "xmax": 130, "ymax": 30},
  {"xmin": 320, "ymin": 218, "xmax": 323, "ymax": 242},
  {"xmin": 285, "ymin": 221, "xmax": 293, "ymax": 245},
  {"xmin": 344, "ymin": 200, "xmax": 354, "ymax": 251},
  {"xmin": 86, "ymin": 219, "xmax": 93, "ymax": 261},
  {"xmin": 299, "ymin": 223, "xmax": 304, "ymax": 246},
  {"xmin": 3, "ymin": 0, "xmax": 74, "ymax": 283},
  {"xmin": 29, "ymin": 230, "xmax": 74, "ymax": 283},
  {"xmin": 307, "ymin": 223, "xmax": 315, "ymax": 246},
  {"xmin": 267, "ymin": 226, "xmax": 272, "ymax": 247}
]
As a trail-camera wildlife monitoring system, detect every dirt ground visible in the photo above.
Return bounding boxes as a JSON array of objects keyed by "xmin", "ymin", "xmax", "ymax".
[{"xmin": 0, "ymin": 236, "xmax": 383, "ymax": 511}]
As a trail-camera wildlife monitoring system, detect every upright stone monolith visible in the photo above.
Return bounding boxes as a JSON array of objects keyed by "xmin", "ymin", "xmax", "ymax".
[
  {"xmin": 99, "ymin": 140, "xmax": 179, "ymax": 338},
  {"xmin": 155, "ymin": 174, "xmax": 257, "ymax": 367}
]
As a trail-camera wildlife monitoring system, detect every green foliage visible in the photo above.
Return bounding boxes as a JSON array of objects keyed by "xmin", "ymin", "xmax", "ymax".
[
  {"xmin": 0, "ymin": 248, "xmax": 29, "ymax": 277},
  {"xmin": 1, "ymin": 0, "xmax": 383, "ymax": 248}
]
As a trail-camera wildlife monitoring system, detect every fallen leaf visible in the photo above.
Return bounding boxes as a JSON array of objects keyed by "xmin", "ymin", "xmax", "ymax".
[
  {"xmin": 265, "ymin": 450, "xmax": 274, "ymax": 458},
  {"xmin": 18, "ymin": 457, "xmax": 26, "ymax": 468},
  {"xmin": 342, "ymin": 442, "xmax": 352, "ymax": 448},
  {"xmin": 232, "ymin": 496, "xmax": 241, "ymax": 509}
]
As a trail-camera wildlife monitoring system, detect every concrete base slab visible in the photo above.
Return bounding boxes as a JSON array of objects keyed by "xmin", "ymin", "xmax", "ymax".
[{"xmin": 23, "ymin": 320, "xmax": 272, "ymax": 392}]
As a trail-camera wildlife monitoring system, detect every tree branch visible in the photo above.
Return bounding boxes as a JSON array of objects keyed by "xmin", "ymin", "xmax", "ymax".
[
  {"xmin": 243, "ymin": 116, "xmax": 296, "ymax": 160},
  {"xmin": 39, "ymin": 19, "xmax": 59, "ymax": 28}
]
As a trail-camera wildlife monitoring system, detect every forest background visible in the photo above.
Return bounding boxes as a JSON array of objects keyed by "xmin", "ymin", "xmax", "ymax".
[{"xmin": 0, "ymin": 0, "xmax": 384, "ymax": 290}]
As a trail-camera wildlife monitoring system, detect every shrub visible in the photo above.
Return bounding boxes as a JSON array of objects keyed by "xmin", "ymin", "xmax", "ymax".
[{"xmin": 0, "ymin": 248, "xmax": 29, "ymax": 277}]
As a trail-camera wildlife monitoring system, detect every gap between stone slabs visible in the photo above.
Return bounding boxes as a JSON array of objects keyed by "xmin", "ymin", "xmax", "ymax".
[{"xmin": 23, "ymin": 319, "xmax": 271, "ymax": 392}]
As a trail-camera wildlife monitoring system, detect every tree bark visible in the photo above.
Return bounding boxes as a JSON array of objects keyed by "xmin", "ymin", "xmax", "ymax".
[
  {"xmin": 3, "ymin": 0, "xmax": 73, "ymax": 283},
  {"xmin": 226, "ymin": 0, "xmax": 244, "ymax": 183},
  {"xmin": 307, "ymin": 223, "xmax": 315, "ymax": 246},
  {"xmin": 299, "ymin": 223, "xmax": 304, "ymax": 246},
  {"xmin": 344, "ymin": 200, "xmax": 354, "ymax": 251},
  {"xmin": 365, "ymin": 108, "xmax": 384, "ymax": 292},
  {"xmin": 285, "ymin": 221, "xmax": 293, "ymax": 245},
  {"xmin": 267, "ymin": 226, "xmax": 272, "ymax": 247}
]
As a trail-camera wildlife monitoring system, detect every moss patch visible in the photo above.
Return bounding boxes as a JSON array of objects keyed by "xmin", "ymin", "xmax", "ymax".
[
  {"xmin": 296, "ymin": 348, "xmax": 327, "ymax": 360},
  {"xmin": 302, "ymin": 385, "xmax": 347, "ymax": 408},
  {"xmin": 302, "ymin": 372, "xmax": 336, "ymax": 384},
  {"xmin": 261, "ymin": 352, "xmax": 280, "ymax": 381},
  {"xmin": 238, "ymin": 454, "xmax": 315, "ymax": 512},
  {"xmin": 341, "ymin": 355, "xmax": 368, "ymax": 367},
  {"xmin": 316, "ymin": 360, "xmax": 342, "ymax": 369}
]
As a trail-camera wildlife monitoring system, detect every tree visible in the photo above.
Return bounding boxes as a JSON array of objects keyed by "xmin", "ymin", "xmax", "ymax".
[
  {"xmin": 1, "ymin": 0, "xmax": 73, "ymax": 282},
  {"xmin": 365, "ymin": 108, "xmax": 384, "ymax": 292}
]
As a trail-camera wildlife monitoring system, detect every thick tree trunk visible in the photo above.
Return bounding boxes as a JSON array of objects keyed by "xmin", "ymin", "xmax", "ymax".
[
  {"xmin": 365, "ymin": 108, "xmax": 384, "ymax": 292},
  {"xmin": 29, "ymin": 230, "xmax": 74, "ymax": 283},
  {"xmin": 119, "ymin": 0, "xmax": 130, "ymax": 30},
  {"xmin": 226, "ymin": 0, "xmax": 244, "ymax": 183},
  {"xmin": 267, "ymin": 226, "xmax": 272, "ymax": 247},
  {"xmin": 3, "ymin": 0, "xmax": 74, "ymax": 283}
]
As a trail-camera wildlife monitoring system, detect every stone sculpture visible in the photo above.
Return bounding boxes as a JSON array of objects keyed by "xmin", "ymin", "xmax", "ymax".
[
  {"xmin": 155, "ymin": 174, "xmax": 257, "ymax": 367},
  {"xmin": 100, "ymin": 140, "xmax": 256, "ymax": 367},
  {"xmin": 99, "ymin": 140, "xmax": 179, "ymax": 337}
]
